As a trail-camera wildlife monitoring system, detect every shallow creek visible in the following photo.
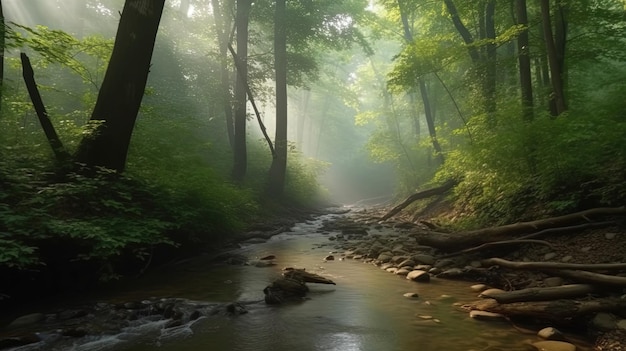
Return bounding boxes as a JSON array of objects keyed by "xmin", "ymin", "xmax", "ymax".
[{"xmin": 5, "ymin": 212, "xmax": 593, "ymax": 351}]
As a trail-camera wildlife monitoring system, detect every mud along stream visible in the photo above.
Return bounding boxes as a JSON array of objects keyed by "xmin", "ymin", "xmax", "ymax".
[{"xmin": 1, "ymin": 210, "xmax": 591, "ymax": 351}]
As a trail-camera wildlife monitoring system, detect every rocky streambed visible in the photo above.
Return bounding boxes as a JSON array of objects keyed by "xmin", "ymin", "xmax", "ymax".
[{"xmin": 2, "ymin": 206, "xmax": 623, "ymax": 351}]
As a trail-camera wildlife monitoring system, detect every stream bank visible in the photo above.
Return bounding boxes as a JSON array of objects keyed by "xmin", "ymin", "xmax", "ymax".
[{"xmin": 1, "ymin": 206, "xmax": 615, "ymax": 350}]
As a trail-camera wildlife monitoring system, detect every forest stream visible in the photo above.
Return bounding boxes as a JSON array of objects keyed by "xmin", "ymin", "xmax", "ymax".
[{"xmin": 1, "ymin": 209, "xmax": 594, "ymax": 351}]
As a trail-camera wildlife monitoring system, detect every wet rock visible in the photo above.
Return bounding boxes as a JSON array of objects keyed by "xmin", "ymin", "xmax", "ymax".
[
  {"xmin": 8, "ymin": 313, "xmax": 45, "ymax": 328},
  {"xmin": 470, "ymin": 284, "xmax": 489, "ymax": 292},
  {"xmin": 225, "ymin": 302, "xmax": 248, "ymax": 315},
  {"xmin": 386, "ymin": 267, "xmax": 398, "ymax": 274},
  {"xmin": 530, "ymin": 340, "xmax": 576, "ymax": 351},
  {"xmin": 433, "ymin": 258, "xmax": 455, "ymax": 268},
  {"xmin": 406, "ymin": 270, "xmax": 430, "ymax": 283},
  {"xmin": 377, "ymin": 252, "xmax": 393, "ymax": 263},
  {"xmin": 537, "ymin": 327, "xmax": 565, "ymax": 341},
  {"xmin": 413, "ymin": 254, "xmax": 435, "ymax": 265},
  {"xmin": 403, "ymin": 292, "xmax": 419, "ymax": 298},
  {"xmin": 397, "ymin": 259, "xmax": 416, "ymax": 268},
  {"xmin": 57, "ymin": 309, "xmax": 88, "ymax": 321},
  {"xmin": 324, "ymin": 255, "xmax": 335, "ymax": 261},
  {"xmin": 591, "ymin": 312, "xmax": 618, "ymax": 331},
  {"xmin": 0, "ymin": 334, "xmax": 40, "ymax": 349},
  {"xmin": 380, "ymin": 263, "xmax": 394, "ymax": 270},
  {"xmin": 260, "ymin": 255, "xmax": 276, "ymax": 260},
  {"xmin": 560, "ymin": 255, "xmax": 572, "ymax": 263},
  {"xmin": 395, "ymin": 268, "xmax": 411, "ymax": 276},
  {"xmin": 479, "ymin": 288, "xmax": 506, "ymax": 298},
  {"xmin": 469, "ymin": 310, "xmax": 507, "ymax": 321},
  {"xmin": 605, "ymin": 232, "xmax": 617, "ymax": 240},
  {"xmin": 61, "ymin": 327, "xmax": 89, "ymax": 338},
  {"xmin": 436, "ymin": 267, "xmax": 463, "ymax": 278}
]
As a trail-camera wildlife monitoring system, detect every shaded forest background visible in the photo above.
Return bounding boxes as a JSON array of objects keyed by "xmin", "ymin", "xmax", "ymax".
[{"xmin": 0, "ymin": 0, "xmax": 624, "ymax": 297}]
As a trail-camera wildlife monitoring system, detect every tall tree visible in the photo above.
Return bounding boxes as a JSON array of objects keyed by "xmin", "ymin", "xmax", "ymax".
[
  {"xmin": 231, "ymin": 0, "xmax": 251, "ymax": 181},
  {"xmin": 75, "ymin": 0, "xmax": 165, "ymax": 171},
  {"xmin": 267, "ymin": 0, "xmax": 288, "ymax": 196},
  {"xmin": 211, "ymin": 0, "xmax": 235, "ymax": 148},
  {"xmin": 515, "ymin": 0, "xmax": 533, "ymax": 121},
  {"xmin": 0, "ymin": 0, "xmax": 4, "ymax": 112},
  {"xmin": 540, "ymin": 0, "xmax": 567, "ymax": 116}
]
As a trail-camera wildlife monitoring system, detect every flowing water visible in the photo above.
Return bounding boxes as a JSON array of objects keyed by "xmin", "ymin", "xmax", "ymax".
[{"xmin": 5, "ymin": 212, "xmax": 593, "ymax": 351}]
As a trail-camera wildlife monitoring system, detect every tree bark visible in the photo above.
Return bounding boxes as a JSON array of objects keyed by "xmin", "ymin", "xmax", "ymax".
[
  {"xmin": 469, "ymin": 297, "xmax": 626, "ymax": 324},
  {"xmin": 480, "ymin": 284, "xmax": 596, "ymax": 303},
  {"xmin": 481, "ymin": 258, "xmax": 626, "ymax": 272},
  {"xmin": 0, "ymin": 0, "xmax": 4, "ymax": 112},
  {"xmin": 211, "ymin": 0, "xmax": 235, "ymax": 149},
  {"xmin": 267, "ymin": 0, "xmax": 288, "ymax": 196},
  {"xmin": 515, "ymin": 0, "xmax": 533, "ymax": 121},
  {"xmin": 232, "ymin": 0, "xmax": 251, "ymax": 181},
  {"xmin": 381, "ymin": 179, "xmax": 457, "ymax": 220},
  {"xmin": 418, "ymin": 207, "xmax": 626, "ymax": 251},
  {"xmin": 20, "ymin": 53, "xmax": 69, "ymax": 162},
  {"xmin": 75, "ymin": 0, "xmax": 165, "ymax": 172},
  {"xmin": 547, "ymin": 269, "xmax": 626, "ymax": 287},
  {"xmin": 540, "ymin": 0, "xmax": 567, "ymax": 116}
]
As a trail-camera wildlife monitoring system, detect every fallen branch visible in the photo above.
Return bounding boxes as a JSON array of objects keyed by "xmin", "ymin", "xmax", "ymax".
[
  {"xmin": 516, "ymin": 221, "xmax": 616, "ymax": 240},
  {"xmin": 439, "ymin": 239, "xmax": 553, "ymax": 259},
  {"xmin": 481, "ymin": 258, "xmax": 626, "ymax": 272},
  {"xmin": 480, "ymin": 284, "xmax": 596, "ymax": 303},
  {"xmin": 547, "ymin": 269, "xmax": 626, "ymax": 287},
  {"xmin": 468, "ymin": 297, "xmax": 626, "ymax": 324},
  {"xmin": 381, "ymin": 180, "xmax": 456, "ymax": 221}
]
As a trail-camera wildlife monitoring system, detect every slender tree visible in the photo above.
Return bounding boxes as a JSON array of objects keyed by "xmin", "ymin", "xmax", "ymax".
[
  {"xmin": 211, "ymin": 0, "xmax": 235, "ymax": 148},
  {"xmin": 540, "ymin": 0, "xmax": 567, "ymax": 116},
  {"xmin": 267, "ymin": 0, "xmax": 288, "ymax": 196},
  {"xmin": 232, "ymin": 0, "xmax": 251, "ymax": 181},
  {"xmin": 0, "ymin": 0, "xmax": 4, "ymax": 112},
  {"xmin": 75, "ymin": 0, "xmax": 165, "ymax": 171},
  {"xmin": 515, "ymin": 0, "xmax": 533, "ymax": 121}
]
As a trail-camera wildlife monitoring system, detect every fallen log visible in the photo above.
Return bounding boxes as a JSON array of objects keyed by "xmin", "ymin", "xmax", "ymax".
[
  {"xmin": 481, "ymin": 258, "xmax": 626, "ymax": 272},
  {"xmin": 516, "ymin": 221, "xmax": 616, "ymax": 240},
  {"xmin": 468, "ymin": 297, "xmax": 626, "ymax": 324},
  {"xmin": 481, "ymin": 284, "xmax": 596, "ymax": 303},
  {"xmin": 418, "ymin": 207, "xmax": 626, "ymax": 251},
  {"xmin": 381, "ymin": 180, "xmax": 457, "ymax": 221},
  {"xmin": 440, "ymin": 239, "xmax": 553, "ymax": 259},
  {"xmin": 547, "ymin": 269, "xmax": 626, "ymax": 287}
]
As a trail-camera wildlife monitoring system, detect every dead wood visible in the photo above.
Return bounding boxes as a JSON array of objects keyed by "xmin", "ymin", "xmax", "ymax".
[
  {"xmin": 546, "ymin": 269, "xmax": 626, "ymax": 287},
  {"xmin": 418, "ymin": 207, "xmax": 626, "ymax": 251},
  {"xmin": 468, "ymin": 297, "xmax": 626, "ymax": 324},
  {"xmin": 381, "ymin": 179, "xmax": 457, "ymax": 221},
  {"xmin": 439, "ymin": 240, "xmax": 553, "ymax": 259},
  {"xmin": 481, "ymin": 258, "xmax": 626, "ymax": 272},
  {"xmin": 480, "ymin": 284, "xmax": 596, "ymax": 303},
  {"xmin": 516, "ymin": 220, "xmax": 616, "ymax": 240}
]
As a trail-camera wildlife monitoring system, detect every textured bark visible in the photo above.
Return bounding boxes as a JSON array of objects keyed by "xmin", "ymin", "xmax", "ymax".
[
  {"xmin": 547, "ymin": 269, "xmax": 626, "ymax": 287},
  {"xmin": 469, "ymin": 298, "xmax": 626, "ymax": 324},
  {"xmin": 481, "ymin": 258, "xmax": 626, "ymax": 272},
  {"xmin": 515, "ymin": 0, "xmax": 534, "ymax": 121},
  {"xmin": 75, "ymin": 0, "xmax": 165, "ymax": 171},
  {"xmin": 267, "ymin": 0, "xmax": 287, "ymax": 196},
  {"xmin": 480, "ymin": 284, "xmax": 596, "ymax": 303},
  {"xmin": 540, "ymin": 0, "xmax": 566, "ymax": 116},
  {"xmin": 21, "ymin": 53, "xmax": 69, "ymax": 161},
  {"xmin": 232, "ymin": 0, "xmax": 251, "ymax": 181},
  {"xmin": 211, "ymin": 0, "xmax": 235, "ymax": 148},
  {"xmin": 418, "ymin": 207, "xmax": 626, "ymax": 251}
]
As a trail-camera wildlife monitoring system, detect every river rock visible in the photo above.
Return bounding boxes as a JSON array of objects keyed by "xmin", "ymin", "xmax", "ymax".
[
  {"xmin": 403, "ymin": 292, "xmax": 419, "ymax": 298},
  {"xmin": 397, "ymin": 258, "xmax": 416, "ymax": 268},
  {"xmin": 537, "ymin": 327, "xmax": 565, "ymax": 341},
  {"xmin": 543, "ymin": 277, "xmax": 564, "ymax": 287},
  {"xmin": 386, "ymin": 267, "xmax": 398, "ymax": 274},
  {"xmin": 8, "ymin": 313, "xmax": 45, "ymax": 328},
  {"xmin": 406, "ymin": 270, "xmax": 430, "ymax": 283},
  {"xmin": 377, "ymin": 252, "xmax": 393, "ymax": 263},
  {"xmin": 591, "ymin": 312, "xmax": 618, "ymax": 331},
  {"xmin": 434, "ymin": 258, "xmax": 456, "ymax": 268},
  {"xmin": 469, "ymin": 310, "xmax": 506, "ymax": 321},
  {"xmin": 530, "ymin": 340, "xmax": 576, "ymax": 351},
  {"xmin": 0, "ymin": 334, "xmax": 40, "ymax": 349},
  {"xmin": 544, "ymin": 252, "xmax": 557, "ymax": 260},
  {"xmin": 470, "ymin": 284, "xmax": 489, "ymax": 292},
  {"xmin": 380, "ymin": 263, "xmax": 394, "ymax": 270},
  {"xmin": 479, "ymin": 288, "xmax": 506, "ymax": 298},
  {"xmin": 395, "ymin": 268, "xmax": 411, "ymax": 276},
  {"xmin": 324, "ymin": 255, "xmax": 335, "ymax": 261},
  {"xmin": 413, "ymin": 254, "xmax": 435, "ymax": 265}
]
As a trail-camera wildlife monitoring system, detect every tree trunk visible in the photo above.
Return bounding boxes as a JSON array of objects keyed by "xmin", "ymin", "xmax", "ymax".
[
  {"xmin": 267, "ymin": 0, "xmax": 287, "ymax": 196},
  {"xmin": 21, "ymin": 53, "xmax": 69, "ymax": 162},
  {"xmin": 75, "ymin": 0, "xmax": 165, "ymax": 172},
  {"xmin": 480, "ymin": 284, "xmax": 597, "ymax": 303},
  {"xmin": 483, "ymin": 0, "xmax": 497, "ymax": 126},
  {"xmin": 232, "ymin": 0, "xmax": 251, "ymax": 181},
  {"xmin": 211, "ymin": 0, "xmax": 235, "ymax": 149},
  {"xmin": 481, "ymin": 258, "xmax": 626, "ymax": 272},
  {"xmin": 515, "ymin": 0, "xmax": 533, "ymax": 121},
  {"xmin": 381, "ymin": 179, "xmax": 457, "ymax": 220},
  {"xmin": 540, "ymin": 0, "xmax": 566, "ymax": 116},
  {"xmin": 0, "ymin": 0, "xmax": 4, "ymax": 112}
]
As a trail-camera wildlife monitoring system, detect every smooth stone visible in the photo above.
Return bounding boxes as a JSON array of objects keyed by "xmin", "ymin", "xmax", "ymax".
[
  {"xmin": 580, "ymin": 246, "xmax": 592, "ymax": 252},
  {"xmin": 617, "ymin": 319, "xmax": 626, "ymax": 331},
  {"xmin": 531, "ymin": 340, "xmax": 576, "ymax": 351},
  {"xmin": 415, "ymin": 264, "xmax": 432, "ymax": 271},
  {"xmin": 406, "ymin": 270, "xmax": 430, "ymax": 282},
  {"xmin": 561, "ymin": 255, "xmax": 572, "ymax": 263},
  {"xmin": 434, "ymin": 258, "xmax": 456, "ymax": 268},
  {"xmin": 380, "ymin": 263, "xmax": 394, "ymax": 270},
  {"xmin": 470, "ymin": 284, "xmax": 489, "ymax": 292},
  {"xmin": 8, "ymin": 313, "xmax": 45, "ymax": 328},
  {"xmin": 403, "ymin": 292, "xmax": 419, "ymax": 298},
  {"xmin": 377, "ymin": 252, "xmax": 393, "ymax": 263},
  {"xmin": 605, "ymin": 232, "xmax": 617, "ymax": 240},
  {"xmin": 469, "ymin": 310, "xmax": 506, "ymax": 321},
  {"xmin": 537, "ymin": 327, "xmax": 565, "ymax": 341},
  {"xmin": 386, "ymin": 267, "xmax": 398, "ymax": 274},
  {"xmin": 398, "ymin": 259, "xmax": 416, "ymax": 267},
  {"xmin": 543, "ymin": 277, "xmax": 564, "ymax": 287},
  {"xmin": 324, "ymin": 255, "xmax": 335, "ymax": 261},
  {"xmin": 413, "ymin": 254, "xmax": 435, "ymax": 265},
  {"xmin": 544, "ymin": 252, "xmax": 557, "ymax": 260},
  {"xmin": 395, "ymin": 268, "xmax": 411, "ymax": 276},
  {"xmin": 591, "ymin": 312, "xmax": 617, "ymax": 331},
  {"xmin": 479, "ymin": 288, "xmax": 506, "ymax": 298},
  {"xmin": 470, "ymin": 260, "xmax": 482, "ymax": 268}
]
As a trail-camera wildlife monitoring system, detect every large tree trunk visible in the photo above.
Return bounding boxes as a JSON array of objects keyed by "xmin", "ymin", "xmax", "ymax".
[
  {"xmin": 381, "ymin": 179, "xmax": 457, "ymax": 220},
  {"xmin": 480, "ymin": 284, "xmax": 597, "ymax": 303},
  {"xmin": 75, "ymin": 0, "xmax": 165, "ymax": 172},
  {"xmin": 267, "ymin": 0, "xmax": 288, "ymax": 196},
  {"xmin": 0, "ymin": 0, "xmax": 5, "ymax": 112}
]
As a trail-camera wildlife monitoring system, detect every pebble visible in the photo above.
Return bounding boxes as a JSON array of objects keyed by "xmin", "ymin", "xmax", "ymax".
[
  {"xmin": 537, "ymin": 327, "xmax": 565, "ymax": 341},
  {"xmin": 406, "ymin": 270, "xmax": 430, "ymax": 282},
  {"xmin": 560, "ymin": 255, "xmax": 572, "ymax": 263},
  {"xmin": 544, "ymin": 252, "xmax": 557, "ymax": 260},
  {"xmin": 403, "ymin": 292, "xmax": 419, "ymax": 298},
  {"xmin": 530, "ymin": 340, "xmax": 576, "ymax": 351},
  {"xmin": 605, "ymin": 232, "xmax": 617, "ymax": 239},
  {"xmin": 469, "ymin": 310, "xmax": 507, "ymax": 321},
  {"xmin": 470, "ymin": 284, "xmax": 489, "ymax": 292}
]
